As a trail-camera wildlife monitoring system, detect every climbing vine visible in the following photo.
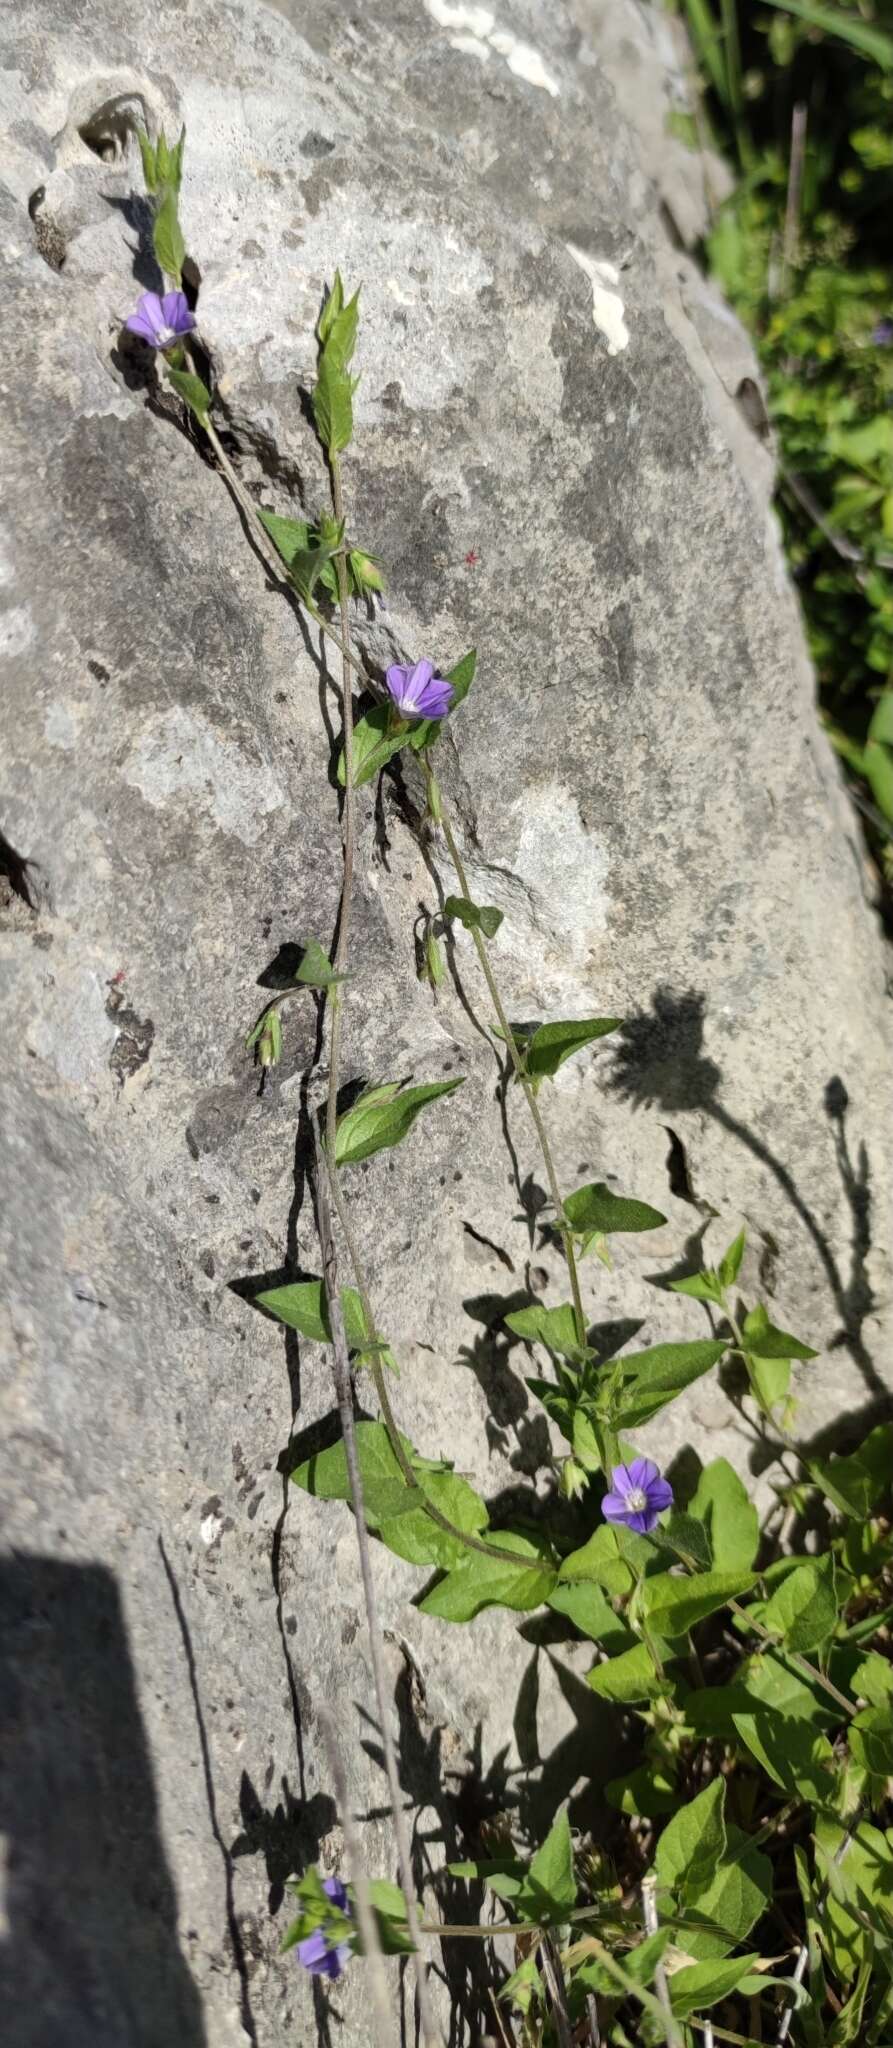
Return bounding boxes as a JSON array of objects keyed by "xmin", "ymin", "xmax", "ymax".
[{"xmin": 120, "ymin": 126, "xmax": 893, "ymax": 2048}]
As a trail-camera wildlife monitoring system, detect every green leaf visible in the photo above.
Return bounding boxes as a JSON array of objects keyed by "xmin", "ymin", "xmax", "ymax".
[
  {"xmin": 655, "ymin": 1778, "xmax": 727, "ymax": 1897},
  {"xmin": 865, "ymin": 739, "xmax": 893, "ymax": 821},
  {"xmin": 166, "ymin": 366, "xmax": 210, "ymax": 423},
  {"xmin": 811, "ymin": 1426, "xmax": 893, "ymax": 1518},
  {"xmin": 588, "ymin": 1641, "xmax": 667, "ymax": 1703},
  {"xmin": 170, "ymin": 125, "xmax": 186, "ymax": 193},
  {"xmin": 558, "ymin": 1523, "xmax": 636, "ymax": 1596},
  {"xmin": 294, "ymin": 938, "xmax": 347, "ymax": 988},
  {"xmin": 815, "ymin": 1816, "xmax": 893, "ymax": 1982},
  {"xmin": 668, "ymin": 1269, "xmax": 723, "ymax": 1303},
  {"xmin": 741, "ymin": 1302, "xmax": 817, "ymax": 1360},
  {"xmin": 313, "ymin": 273, "xmax": 361, "ymax": 457},
  {"xmin": 688, "ymin": 1459, "xmax": 759, "ymax": 1572},
  {"xmin": 333, "ymin": 1077, "xmax": 463, "ymax": 1166},
  {"xmin": 291, "ymin": 1420, "xmax": 417, "ymax": 1522},
  {"xmin": 641, "ymin": 1569, "xmax": 757, "ymax": 1637},
  {"xmin": 514, "ymin": 1811, "xmax": 576, "ymax": 1924},
  {"xmin": 574, "ymin": 1929, "xmax": 672, "ymax": 1999},
  {"xmin": 605, "ymin": 1761, "xmax": 678, "ymax": 1817},
  {"xmin": 654, "ymin": 1510, "xmax": 713, "ymax": 1572},
  {"xmin": 153, "ymin": 186, "xmax": 185, "ymax": 285},
  {"xmin": 732, "ymin": 1712, "xmax": 839, "ymax": 1804},
  {"xmin": 677, "ymin": 1831, "xmax": 772, "ymax": 1960},
  {"xmin": 869, "ymin": 693, "xmax": 893, "ymax": 749},
  {"xmin": 762, "ymin": 1557, "xmax": 838, "ymax": 1653},
  {"xmin": 443, "ymin": 894, "xmax": 504, "ymax": 938},
  {"xmin": 376, "ymin": 1465, "xmax": 490, "ymax": 1571},
  {"xmin": 520, "ymin": 1017, "xmax": 621, "ymax": 1083},
  {"xmin": 136, "ymin": 128, "xmax": 157, "ymax": 194},
  {"xmin": 850, "ymin": 1704, "xmax": 893, "ymax": 1780},
  {"xmin": 257, "ymin": 1278, "xmax": 371, "ymax": 1350},
  {"xmin": 505, "ymin": 1301, "xmax": 582, "ymax": 1360},
  {"xmin": 364, "ymin": 1879, "xmax": 416, "ymax": 1955},
  {"xmin": 852, "ymin": 1652, "xmax": 893, "ymax": 1707},
  {"xmin": 612, "ymin": 1339, "xmax": 728, "ymax": 1427},
  {"xmin": 748, "ymin": 1352, "xmax": 791, "ymax": 1413},
  {"xmin": 417, "ymin": 1532, "xmax": 556, "ymax": 1621},
  {"xmin": 339, "ymin": 703, "xmax": 410, "ymax": 789},
  {"xmin": 547, "ymin": 1580, "xmax": 634, "ymax": 1650},
  {"xmin": 718, "ymin": 1228, "xmax": 746, "ymax": 1289},
  {"xmin": 564, "ymin": 1181, "xmax": 667, "ymax": 1239},
  {"xmin": 669, "ymin": 1954, "xmax": 761, "ymax": 2018},
  {"xmin": 760, "ymin": 0, "xmax": 893, "ymax": 69},
  {"xmin": 257, "ymin": 507, "xmax": 313, "ymax": 567}
]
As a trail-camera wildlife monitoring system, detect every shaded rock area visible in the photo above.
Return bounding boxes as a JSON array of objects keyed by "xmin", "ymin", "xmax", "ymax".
[{"xmin": 0, "ymin": 0, "xmax": 890, "ymax": 2041}]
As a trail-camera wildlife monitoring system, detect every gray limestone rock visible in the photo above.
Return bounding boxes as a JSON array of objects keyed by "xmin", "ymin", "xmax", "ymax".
[{"xmin": 1, "ymin": 0, "xmax": 890, "ymax": 2041}]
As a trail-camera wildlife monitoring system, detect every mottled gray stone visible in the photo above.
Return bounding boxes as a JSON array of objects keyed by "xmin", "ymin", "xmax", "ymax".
[{"xmin": 0, "ymin": 0, "xmax": 891, "ymax": 2042}]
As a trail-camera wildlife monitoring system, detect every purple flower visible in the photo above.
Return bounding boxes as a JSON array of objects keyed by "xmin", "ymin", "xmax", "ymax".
[
  {"xmin": 872, "ymin": 319, "xmax": 893, "ymax": 346},
  {"xmin": 296, "ymin": 1875, "xmax": 352, "ymax": 1981},
  {"xmin": 602, "ymin": 1458, "xmax": 673, "ymax": 1535},
  {"xmin": 385, "ymin": 659, "xmax": 454, "ymax": 721},
  {"xmin": 125, "ymin": 290, "xmax": 196, "ymax": 350}
]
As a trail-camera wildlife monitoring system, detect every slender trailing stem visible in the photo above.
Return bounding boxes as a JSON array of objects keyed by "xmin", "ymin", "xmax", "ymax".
[
  {"xmin": 323, "ymin": 1133, "xmax": 538, "ymax": 1564},
  {"xmin": 641, "ymin": 1874, "xmax": 680, "ymax": 2047},
  {"xmin": 318, "ymin": 1704, "xmax": 395, "ymax": 2048},
  {"xmin": 424, "ymin": 760, "xmax": 587, "ymax": 1349},
  {"xmin": 318, "ymin": 459, "xmax": 442, "ymax": 2048}
]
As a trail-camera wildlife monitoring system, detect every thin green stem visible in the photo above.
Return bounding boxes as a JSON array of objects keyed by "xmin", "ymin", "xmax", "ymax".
[
  {"xmin": 318, "ymin": 450, "xmax": 442, "ymax": 2048},
  {"xmin": 426, "ymin": 762, "xmax": 587, "ymax": 1350}
]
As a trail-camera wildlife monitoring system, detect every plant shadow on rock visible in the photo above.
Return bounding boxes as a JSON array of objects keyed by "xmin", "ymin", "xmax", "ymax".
[
  {"xmin": 0, "ymin": 1554, "xmax": 208, "ymax": 2048},
  {"xmin": 355, "ymin": 1642, "xmax": 623, "ymax": 2044},
  {"xmin": 610, "ymin": 985, "xmax": 885, "ymax": 1406}
]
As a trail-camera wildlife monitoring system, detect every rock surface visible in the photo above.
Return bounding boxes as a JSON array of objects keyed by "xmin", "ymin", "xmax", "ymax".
[{"xmin": 1, "ymin": 0, "xmax": 891, "ymax": 2041}]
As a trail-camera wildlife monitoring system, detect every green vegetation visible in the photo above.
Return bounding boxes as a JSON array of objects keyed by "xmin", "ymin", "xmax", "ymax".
[{"xmin": 676, "ymin": 0, "xmax": 893, "ymax": 877}]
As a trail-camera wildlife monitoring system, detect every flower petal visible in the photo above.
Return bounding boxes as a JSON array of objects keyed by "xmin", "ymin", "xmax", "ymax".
[
  {"xmin": 627, "ymin": 1457, "xmax": 659, "ymax": 1492},
  {"xmin": 648, "ymin": 1478, "xmax": 674, "ymax": 1513},
  {"xmin": 627, "ymin": 1505, "xmax": 658, "ymax": 1534},
  {"xmin": 160, "ymin": 288, "xmax": 195, "ymax": 334},
  {"xmin": 297, "ymin": 1929, "xmax": 329, "ymax": 1973},
  {"xmin": 322, "ymin": 1875, "xmax": 349, "ymax": 1912},
  {"xmin": 601, "ymin": 1491, "xmax": 629, "ymax": 1522}
]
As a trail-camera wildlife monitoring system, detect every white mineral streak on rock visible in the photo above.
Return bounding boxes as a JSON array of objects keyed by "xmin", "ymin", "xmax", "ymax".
[
  {"xmin": 0, "ymin": 604, "xmax": 35, "ymax": 657},
  {"xmin": 425, "ymin": 0, "xmax": 560, "ymax": 95},
  {"xmin": 123, "ymin": 707, "xmax": 285, "ymax": 846},
  {"xmin": 565, "ymin": 244, "xmax": 631, "ymax": 353}
]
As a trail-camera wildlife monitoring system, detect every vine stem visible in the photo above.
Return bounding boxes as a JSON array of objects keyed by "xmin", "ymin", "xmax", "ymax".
[
  {"xmin": 426, "ymin": 763, "xmax": 587, "ymax": 1349},
  {"xmin": 192, "ymin": 412, "xmax": 589, "ymax": 1365},
  {"xmin": 319, "ymin": 453, "xmax": 442, "ymax": 2048},
  {"xmin": 318, "ymin": 1703, "xmax": 395, "ymax": 2048}
]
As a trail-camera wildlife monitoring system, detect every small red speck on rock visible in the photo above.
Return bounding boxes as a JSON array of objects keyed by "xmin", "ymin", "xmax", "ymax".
[
  {"xmin": 464, "ymin": 548, "xmax": 479, "ymax": 567},
  {"xmin": 110, "ymin": 969, "xmax": 126, "ymax": 985}
]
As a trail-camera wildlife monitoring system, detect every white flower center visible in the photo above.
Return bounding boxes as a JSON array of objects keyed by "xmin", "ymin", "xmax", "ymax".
[
  {"xmin": 157, "ymin": 323, "xmax": 176, "ymax": 346},
  {"xmin": 624, "ymin": 1487, "xmax": 647, "ymax": 1513}
]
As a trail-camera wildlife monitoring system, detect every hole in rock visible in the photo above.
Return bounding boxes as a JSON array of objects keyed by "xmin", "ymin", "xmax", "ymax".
[
  {"xmin": 28, "ymin": 187, "xmax": 66, "ymax": 272},
  {"xmin": 78, "ymin": 93, "xmax": 150, "ymax": 165}
]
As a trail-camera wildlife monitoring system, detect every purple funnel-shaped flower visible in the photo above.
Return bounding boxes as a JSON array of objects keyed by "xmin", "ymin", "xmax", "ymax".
[
  {"xmin": 125, "ymin": 290, "xmax": 196, "ymax": 350},
  {"xmin": 602, "ymin": 1457, "xmax": 673, "ymax": 1535},
  {"xmin": 385, "ymin": 659, "xmax": 454, "ymax": 721},
  {"xmin": 872, "ymin": 318, "xmax": 893, "ymax": 346},
  {"xmin": 296, "ymin": 1875, "xmax": 353, "ymax": 1981}
]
